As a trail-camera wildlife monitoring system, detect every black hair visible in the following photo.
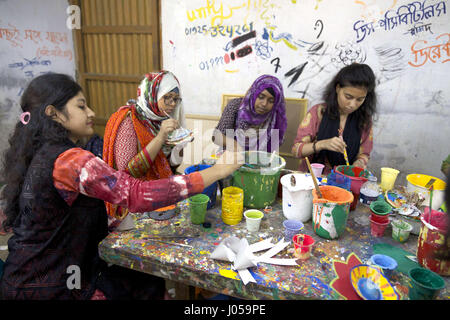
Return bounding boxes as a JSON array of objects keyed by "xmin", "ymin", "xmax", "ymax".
[
  {"xmin": 266, "ymin": 87, "xmax": 275, "ymax": 97},
  {"xmin": 322, "ymin": 63, "xmax": 377, "ymax": 131},
  {"xmin": 1, "ymin": 73, "xmax": 82, "ymax": 230}
]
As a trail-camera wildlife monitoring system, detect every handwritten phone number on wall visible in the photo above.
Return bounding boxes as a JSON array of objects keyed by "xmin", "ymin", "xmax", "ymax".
[
  {"xmin": 199, "ymin": 56, "xmax": 225, "ymax": 71},
  {"xmin": 185, "ymin": 22, "xmax": 254, "ymax": 38}
]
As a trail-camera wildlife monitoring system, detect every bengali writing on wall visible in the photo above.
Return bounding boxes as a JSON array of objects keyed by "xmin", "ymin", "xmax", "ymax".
[
  {"xmin": 0, "ymin": 24, "xmax": 73, "ymax": 61},
  {"xmin": 409, "ymin": 32, "xmax": 450, "ymax": 67},
  {"xmin": 175, "ymin": 0, "xmax": 407, "ymax": 100},
  {"xmin": 353, "ymin": 0, "xmax": 446, "ymax": 43},
  {"xmin": 1, "ymin": 23, "xmax": 74, "ymax": 96}
]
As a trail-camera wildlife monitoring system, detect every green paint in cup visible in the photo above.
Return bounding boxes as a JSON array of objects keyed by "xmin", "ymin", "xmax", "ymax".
[
  {"xmin": 244, "ymin": 209, "xmax": 264, "ymax": 232},
  {"xmin": 188, "ymin": 194, "xmax": 210, "ymax": 224},
  {"xmin": 245, "ymin": 210, "xmax": 263, "ymax": 219},
  {"xmin": 370, "ymin": 200, "xmax": 392, "ymax": 216}
]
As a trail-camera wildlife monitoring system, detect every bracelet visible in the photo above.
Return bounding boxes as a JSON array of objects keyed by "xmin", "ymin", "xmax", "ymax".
[{"xmin": 313, "ymin": 141, "xmax": 318, "ymax": 154}]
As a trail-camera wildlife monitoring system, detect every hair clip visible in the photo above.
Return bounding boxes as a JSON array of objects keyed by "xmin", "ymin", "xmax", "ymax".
[{"xmin": 20, "ymin": 112, "xmax": 31, "ymax": 125}]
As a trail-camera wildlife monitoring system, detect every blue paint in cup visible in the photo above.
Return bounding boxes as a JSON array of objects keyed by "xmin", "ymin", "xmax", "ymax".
[
  {"xmin": 283, "ymin": 219, "xmax": 304, "ymax": 242},
  {"xmin": 369, "ymin": 254, "xmax": 398, "ymax": 279}
]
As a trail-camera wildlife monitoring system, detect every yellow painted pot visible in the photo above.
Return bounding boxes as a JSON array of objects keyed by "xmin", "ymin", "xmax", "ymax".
[{"xmin": 221, "ymin": 186, "xmax": 243, "ymax": 225}]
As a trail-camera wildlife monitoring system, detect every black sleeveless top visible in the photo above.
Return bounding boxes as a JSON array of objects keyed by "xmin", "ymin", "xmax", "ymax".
[{"xmin": 0, "ymin": 141, "xmax": 108, "ymax": 300}]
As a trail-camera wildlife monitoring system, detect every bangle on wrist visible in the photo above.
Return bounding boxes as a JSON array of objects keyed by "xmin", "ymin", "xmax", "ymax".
[{"xmin": 313, "ymin": 141, "xmax": 318, "ymax": 154}]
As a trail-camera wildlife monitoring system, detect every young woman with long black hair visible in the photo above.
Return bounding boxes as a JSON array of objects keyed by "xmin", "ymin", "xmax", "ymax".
[{"xmin": 0, "ymin": 73, "xmax": 241, "ymax": 300}]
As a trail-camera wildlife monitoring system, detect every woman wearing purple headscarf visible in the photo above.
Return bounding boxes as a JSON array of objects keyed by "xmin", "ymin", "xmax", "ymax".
[{"xmin": 213, "ymin": 75, "xmax": 287, "ymax": 152}]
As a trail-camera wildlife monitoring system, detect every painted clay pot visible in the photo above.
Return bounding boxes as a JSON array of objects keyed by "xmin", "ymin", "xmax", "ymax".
[
  {"xmin": 312, "ymin": 185, "xmax": 354, "ymax": 239},
  {"xmin": 335, "ymin": 165, "xmax": 369, "ymax": 211},
  {"xmin": 417, "ymin": 207, "xmax": 450, "ymax": 276}
]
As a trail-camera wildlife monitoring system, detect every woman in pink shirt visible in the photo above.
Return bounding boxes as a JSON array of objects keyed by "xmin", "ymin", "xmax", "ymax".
[{"xmin": 292, "ymin": 63, "xmax": 377, "ymax": 175}]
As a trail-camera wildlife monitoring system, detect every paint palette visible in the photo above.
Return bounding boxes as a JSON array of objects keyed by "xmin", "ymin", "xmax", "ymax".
[
  {"xmin": 384, "ymin": 191, "xmax": 407, "ymax": 208},
  {"xmin": 166, "ymin": 127, "xmax": 194, "ymax": 145},
  {"xmin": 394, "ymin": 204, "xmax": 421, "ymax": 217},
  {"xmin": 350, "ymin": 265, "xmax": 399, "ymax": 300},
  {"xmin": 146, "ymin": 205, "xmax": 179, "ymax": 221}
]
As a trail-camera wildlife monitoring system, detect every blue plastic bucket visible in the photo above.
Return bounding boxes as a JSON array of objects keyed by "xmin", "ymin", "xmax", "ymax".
[
  {"xmin": 184, "ymin": 164, "xmax": 217, "ymax": 209},
  {"xmin": 326, "ymin": 170, "xmax": 351, "ymax": 191}
]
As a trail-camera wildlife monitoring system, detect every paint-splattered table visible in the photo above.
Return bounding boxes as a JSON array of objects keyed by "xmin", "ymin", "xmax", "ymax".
[{"xmin": 98, "ymin": 199, "xmax": 450, "ymax": 300}]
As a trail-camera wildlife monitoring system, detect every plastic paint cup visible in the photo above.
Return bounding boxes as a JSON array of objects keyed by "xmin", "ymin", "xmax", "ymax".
[
  {"xmin": 221, "ymin": 186, "xmax": 244, "ymax": 225},
  {"xmin": 185, "ymin": 164, "xmax": 217, "ymax": 209},
  {"xmin": 283, "ymin": 219, "xmax": 304, "ymax": 241},
  {"xmin": 244, "ymin": 209, "xmax": 264, "ymax": 232},
  {"xmin": 369, "ymin": 217, "xmax": 389, "ymax": 237},
  {"xmin": 370, "ymin": 200, "xmax": 392, "ymax": 223},
  {"xmin": 391, "ymin": 219, "xmax": 413, "ymax": 243},
  {"xmin": 293, "ymin": 234, "xmax": 315, "ymax": 260},
  {"xmin": 370, "ymin": 212, "xmax": 390, "ymax": 224},
  {"xmin": 380, "ymin": 167, "xmax": 400, "ymax": 192},
  {"xmin": 369, "ymin": 254, "xmax": 398, "ymax": 279},
  {"xmin": 370, "ymin": 200, "xmax": 392, "ymax": 215},
  {"xmin": 311, "ymin": 163, "xmax": 325, "ymax": 177},
  {"xmin": 188, "ymin": 194, "xmax": 210, "ymax": 225},
  {"xmin": 408, "ymin": 267, "xmax": 445, "ymax": 300}
]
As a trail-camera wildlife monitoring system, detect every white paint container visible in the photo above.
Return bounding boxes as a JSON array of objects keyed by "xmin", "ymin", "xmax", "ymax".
[{"xmin": 280, "ymin": 173, "xmax": 315, "ymax": 222}]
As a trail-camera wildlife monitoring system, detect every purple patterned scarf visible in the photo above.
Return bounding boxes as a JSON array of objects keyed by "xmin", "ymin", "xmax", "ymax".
[{"xmin": 236, "ymin": 75, "xmax": 287, "ymax": 152}]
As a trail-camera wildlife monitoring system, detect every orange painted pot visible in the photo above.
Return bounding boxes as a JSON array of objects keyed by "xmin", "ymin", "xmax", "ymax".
[{"xmin": 417, "ymin": 207, "xmax": 450, "ymax": 276}]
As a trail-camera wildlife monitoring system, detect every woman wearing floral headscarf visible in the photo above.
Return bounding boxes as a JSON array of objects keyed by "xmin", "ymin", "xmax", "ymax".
[
  {"xmin": 213, "ymin": 75, "xmax": 287, "ymax": 153},
  {"xmin": 103, "ymin": 71, "xmax": 189, "ymax": 224}
]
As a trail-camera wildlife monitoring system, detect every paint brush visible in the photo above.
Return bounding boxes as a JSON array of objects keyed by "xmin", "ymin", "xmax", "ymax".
[
  {"xmin": 429, "ymin": 185, "xmax": 433, "ymax": 212},
  {"xmin": 343, "ymin": 149, "xmax": 350, "ymax": 166},
  {"xmin": 162, "ymin": 108, "xmax": 173, "ymax": 119},
  {"xmin": 406, "ymin": 255, "xmax": 418, "ymax": 263},
  {"xmin": 268, "ymin": 150, "xmax": 277, "ymax": 166},
  {"xmin": 305, "ymin": 156, "xmax": 323, "ymax": 198},
  {"xmin": 338, "ymin": 129, "xmax": 350, "ymax": 166},
  {"xmin": 148, "ymin": 239, "xmax": 193, "ymax": 249},
  {"xmin": 424, "ymin": 178, "xmax": 436, "ymax": 190}
]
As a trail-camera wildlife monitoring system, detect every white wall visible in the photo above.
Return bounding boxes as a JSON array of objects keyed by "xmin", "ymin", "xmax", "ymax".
[
  {"xmin": 0, "ymin": 0, "xmax": 76, "ymax": 173},
  {"xmin": 161, "ymin": 0, "xmax": 450, "ymax": 183}
]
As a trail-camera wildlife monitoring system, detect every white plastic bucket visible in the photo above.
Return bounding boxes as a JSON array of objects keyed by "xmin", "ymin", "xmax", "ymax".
[{"xmin": 280, "ymin": 173, "xmax": 315, "ymax": 222}]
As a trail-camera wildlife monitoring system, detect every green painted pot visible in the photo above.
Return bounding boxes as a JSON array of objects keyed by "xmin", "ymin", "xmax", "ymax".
[
  {"xmin": 312, "ymin": 185, "xmax": 354, "ymax": 239},
  {"xmin": 408, "ymin": 267, "xmax": 445, "ymax": 300},
  {"xmin": 232, "ymin": 151, "xmax": 286, "ymax": 209}
]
